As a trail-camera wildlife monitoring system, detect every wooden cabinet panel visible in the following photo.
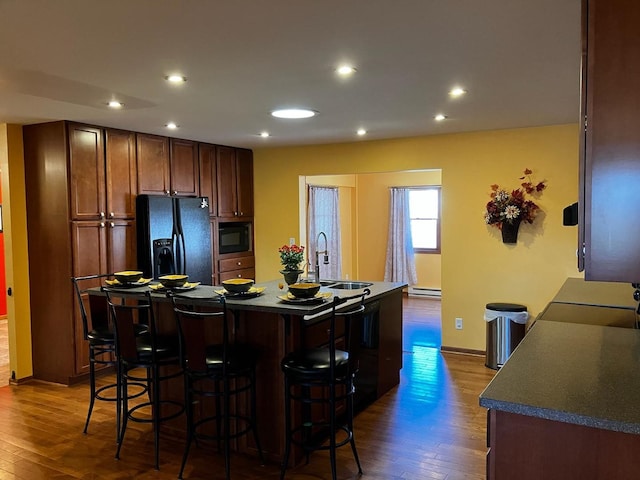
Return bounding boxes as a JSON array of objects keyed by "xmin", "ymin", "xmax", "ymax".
[
  {"xmin": 581, "ymin": 0, "xmax": 640, "ymax": 282},
  {"xmin": 216, "ymin": 145, "xmax": 238, "ymax": 217},
  {"xmin": 105, "ymin": 129, "xmax": 137, "ymax": 219},
  {"xmin": 219, "ymin": 256, "xmax": 255, "ymax": 272},
  {"xmin": 236, "ymin": 148, "xmax": 254, "ymax": 217},
  {"xmin": 107, "ymin": 220, "xmax": 137, "ymax": 274},
  {"xmin": 68, "ymin": 123, "xmax": 105, "ymax": 220},
  {"xmin": 170, "ymin": 138, "xmax": 199, "ymax": 196},
  {"xmin": 219, "ymin": 268, "xmax": 255, "ymax": 282},
  {"xmin": 136, "ymin": 133, "xmax": 170, "ymax": 196},
  {"xmin": 199, "ymin": 143, "xmax": 218, "ymax": 216}
]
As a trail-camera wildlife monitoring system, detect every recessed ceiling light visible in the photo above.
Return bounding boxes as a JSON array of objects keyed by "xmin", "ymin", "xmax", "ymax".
[
  {"xmin": 165, "ymin": 122, "xmax": 178, "ymax": 129},
  {"xmin": 107, "ymin": 100, "xmax": 124, "ymax": 108},
  {"xmin": 449, "ymin": 87, "xmax": 466, "ymax": 97},
  {"xmin": 357, "ymin": 128, "xmax": 367, "ymax": 136},
  {"xmin": 337, "ymin": 65, "xmax": 357, "ymax": 76},
  {"xmin": 271, "ymin": 108, "xmax": 316, "ymax": 119},
  {"xmin": 260, "ymin": 132, "xmax": 270, "ymax": 138},
  {"xmin": 434, "ymin": 114, "xmax": 447, "ymax": 121},
  {"xmin": 165, "ymin": 74, "xmax": 187, "ymax": 84}
]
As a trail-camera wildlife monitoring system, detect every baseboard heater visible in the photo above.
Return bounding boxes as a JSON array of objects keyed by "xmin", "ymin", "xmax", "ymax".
[{"xmin": 408, "ymin": 287, "xmax": 441, "ymax": 298}]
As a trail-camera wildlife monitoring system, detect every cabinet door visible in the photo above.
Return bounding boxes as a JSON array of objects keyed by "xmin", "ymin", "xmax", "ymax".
[
  {"xmin": 216, "ymin": 146, "xmax": 239, "ymax": 217},
  {"xmin": 583, "ymin": 0, "xmax": 640, "ymax": 282},
  {"xmin": 68, "ymin": 123, "xmax": 105, "ymax": 221},
  {"xmin": 199, "ymin": 143, "xmax": 218, "ymax": 216},
  {"xmin": 170, "ymin": 138, "xmax": 199, "ymax": 196},
  {"xmin": 105, "ymin": 129, "xmax": 137, "ymax": 219},
  {"xmin": 107, "ymin": 219, "xmax": 137, "ymax": 274},
  {"xmin": 71, "ymin": 220, "xmax": 108, "ymax": 374},
  {"xmin": 236, "ymin": 148, "xmax": 254, "ymax": 217},
  {"xmin": 137, "ymin": 133, "xmax": 170, "ymax": 196}
]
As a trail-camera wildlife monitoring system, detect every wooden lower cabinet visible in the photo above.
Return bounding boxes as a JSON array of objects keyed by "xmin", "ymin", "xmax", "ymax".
[
  {"xmin": 487, "ymin": 409, "xmax": 640, "ymax": 479},
  {"xmin": 218, "ymin": 255, "xmax": 255, "ymax": 282}
]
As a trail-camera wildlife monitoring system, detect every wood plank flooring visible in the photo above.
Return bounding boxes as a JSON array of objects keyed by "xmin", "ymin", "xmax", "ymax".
[{"xmin": 0, "ymin": 297, "xmax": 496, "ymax": 479}]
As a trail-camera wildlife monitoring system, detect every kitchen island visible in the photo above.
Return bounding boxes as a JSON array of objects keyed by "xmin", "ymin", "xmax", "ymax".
[
  {"xmin": 479, "ymin": 320, "xmax": 640, "ymax": 479},
  {"xmin": 90, "ymin": 278, "xmax": 406, "ymax": 463}
]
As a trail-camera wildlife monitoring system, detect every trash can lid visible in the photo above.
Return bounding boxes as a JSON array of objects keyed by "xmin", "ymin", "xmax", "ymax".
[{"xmin": 486, "ymin": 302, "xmax": 527, "ymax": 312}]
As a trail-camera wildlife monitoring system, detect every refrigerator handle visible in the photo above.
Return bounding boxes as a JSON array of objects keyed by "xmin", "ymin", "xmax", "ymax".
[
  {"xmin": 171, "ymin": 230, "xmax": 180, "ymax": 273},
  {"xmin": 178, "ymin": 232, "xmax": 187, "ymax": 275}
]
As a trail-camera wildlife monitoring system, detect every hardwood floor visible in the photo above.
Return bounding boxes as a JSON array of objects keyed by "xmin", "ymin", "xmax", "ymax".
[
  {"xmin": 0, "ymin": 318, "xmax": 8, "ymax": 387},
  {"xmin": 0, "ymin": 297, "xmax": 496, "ymax": 479}
]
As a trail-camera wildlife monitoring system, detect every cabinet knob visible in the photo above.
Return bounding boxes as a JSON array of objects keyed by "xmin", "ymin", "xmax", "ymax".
[
  {"xmin": 234, "ymin": 212, "xmax": 238, "ymax": 216},
  {"xmin": 100, "ymin": 222, "xmax": 105, "ymax": 228},
  {"xmin": 239, "ymin": 211, "xmax": 243, "ymax": 216},
  {"xmin": 99, "ymin": 212, "xmax": 105, "ymax": 219},
  {"xmin": 237, "ymin": 261, "xmax": 241, "ymax": 266},
  {"xmin": 165, "ymin": 190, "xmax": 170, "ymax": 196},
  {"xmin": 237, "ymin": 274, "xmax": 242, "ymax": 278},
  {"xmin": 173, "ymin": 190, "xmax": 178, "ymax": 195},
  {"xmin": 109, "ymin": 212, "xmax": 114, "ymax": 218},
  {"xmin": 109, "ymin": 222, "xmax": 115, "ymax": 228}
]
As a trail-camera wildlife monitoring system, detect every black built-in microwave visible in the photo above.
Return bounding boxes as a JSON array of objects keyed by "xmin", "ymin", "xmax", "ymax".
[{"xmin": 218, "ymin": 222, "xmax": 251, "ymax": 254}]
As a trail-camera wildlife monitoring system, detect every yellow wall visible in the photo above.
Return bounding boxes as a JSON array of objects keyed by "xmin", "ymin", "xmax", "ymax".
[
  {"xmin": 254, "ymin": 124, "xmax": 580, "ymax": 351},
  {"xmin": 0, "ymin": 124, "xmax": 33, "ymax": 380}
]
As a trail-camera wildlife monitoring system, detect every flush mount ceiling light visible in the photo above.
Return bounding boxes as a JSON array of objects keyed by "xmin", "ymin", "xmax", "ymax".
[
  {"xmin": 356, "ymin": 128, "xmax": 367, "ymax": 136},
  {"xmin": 336, "ymin": 65, "xmax": 357, "ymax": 76},
  {"xmin": 107, "ymin": 100, "xmax": 124, "ymax": 108},
  {"xmin": 434, "ymin": 114, "xmax": 447, "ymax": 121},
  {"xmin": 165, "ymin": 74, "xmax": 187, "ymax": 84},
  {"xmin": 449, "ymin": 87, "xmax": 466, "ymax": 97},
  {"xmin": 165, "ymin": 122, "xmax": 178, "ymax": 129},
  {"xmin": 259, "ymin": 131, "xmax": 270, "ymax": 138},
  {"xmin": 271, "ymin": 108, "xmax": 317, "ymax": 119}
]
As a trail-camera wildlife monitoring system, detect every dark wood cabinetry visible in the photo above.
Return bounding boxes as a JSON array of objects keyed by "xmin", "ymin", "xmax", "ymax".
[
  {"xmin": 24, "ymin": 121, "xmax": 253, "ymax": 384},
  {"xmin": 24, "ymin": 121, "xmax": 138, "ymax": 383},
  {"xmin": 217, "ymin": 146, "xmax": 253, "ymax": 218},
  {"xmin": 136, "ymin": 134, "xmax": 200, "ymax": 197},
  {"xmin": 580, "ymin": 0, "xmax": 640, "ymax": 282}
]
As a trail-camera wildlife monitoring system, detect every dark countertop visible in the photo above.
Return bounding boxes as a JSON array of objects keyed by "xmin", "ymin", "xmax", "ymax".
[
  {"xmin": 479, "ymin": 320, "xmax": 640, "ymax": 434},
  {"xmin": 94, "ymin": 279, "xmax": 406, "ymax": 319}
]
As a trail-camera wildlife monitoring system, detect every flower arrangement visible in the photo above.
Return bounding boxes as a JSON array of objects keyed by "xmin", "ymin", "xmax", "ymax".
[
  {"xmin": 485, "ymin": 169, "xmax": 547, "ymax": 228},
  {"xmin": 279, "ymin": 244, "xmax": 305, "ymax": 271}
]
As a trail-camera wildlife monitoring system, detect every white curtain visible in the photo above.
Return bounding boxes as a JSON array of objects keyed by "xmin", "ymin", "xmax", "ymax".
[
  {"xmin": 308, "ymin": 186, "xmax": 342, "ymax": 281},
  {"xmin": 384, "ymin": 188, "xmax": 418, "ymax": 285}
]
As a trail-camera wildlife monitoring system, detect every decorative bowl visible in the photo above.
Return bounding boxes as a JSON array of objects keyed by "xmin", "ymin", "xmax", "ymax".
[
  {"xmin": 288, "ymin": 282, "xmax": 321, "ymax": 298},
  {"xmin": 158, "ymin": 274, "xmax": 189, "ymax": 288},
  {"xmin": 114, "ymin": 270, "xmax": 144, "ymax": 284},
  {"xmin": 222, "ymin": 278, "xmax": 254, "ymax": 293}
]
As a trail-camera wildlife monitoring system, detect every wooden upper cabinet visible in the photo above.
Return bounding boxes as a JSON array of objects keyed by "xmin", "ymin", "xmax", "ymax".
[
  {"xmin": 216, "ymin": 146, "xmax": 254, "ymax": 218},
  {"xmin": 170, "ymin": 138, "xmax": 199, "ymax": 196},
  {"xmin": 199, "ymin": 143, "xmax": 218, "ymax": 216},
  {"xmin": 581, "ymin": 0, "xmax": 640, "ymax": 282},
  {"xmin": 236, "ymin": 148, "xmax": 254, "ymax": 218},
  {"xmin": 136, "ymin": 133, "xmax": 170, "ymax": 196},
  {"xmin": 105, "ymin": 129, "xmax": 137, "ymax": 219},
  {"xmin": 68, "ymin": 123, "xmax": 105, "ymax": 220}
]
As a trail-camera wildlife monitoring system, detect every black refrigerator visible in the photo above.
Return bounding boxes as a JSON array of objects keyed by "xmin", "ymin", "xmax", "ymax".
[{"xmin": 136, "ymin": 195, "xmax": 212, "ymax": 284}]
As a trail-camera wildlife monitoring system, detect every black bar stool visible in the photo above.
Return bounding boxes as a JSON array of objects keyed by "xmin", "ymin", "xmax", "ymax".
[
  {"xmin": 280, "ymin": 289, "xmax": 370, "ymax": 480},
  {"xmin": 172, "ymin": 295, "xmax": 264, "ymax": 480},
  {"xmin": 71, "ymin": 274, "xmax": 148, "ymax": 441},
  {"xmin": 105, "ymin": 289, "xmax": 184, "ymax": 470}
]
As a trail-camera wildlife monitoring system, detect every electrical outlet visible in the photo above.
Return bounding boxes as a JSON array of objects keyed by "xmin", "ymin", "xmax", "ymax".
[
  {"xmin": 455, "ymin": 317, "xmax": 463, "ymax": 330},
  {"xmin": 289, "ymin": 237, "xmax": 295, "ymax": 245}
]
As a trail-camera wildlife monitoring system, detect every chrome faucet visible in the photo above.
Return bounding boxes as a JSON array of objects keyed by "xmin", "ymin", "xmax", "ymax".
[{"xmin": 314, "ymin": 231, "xmax": 329, "ymax": 283}]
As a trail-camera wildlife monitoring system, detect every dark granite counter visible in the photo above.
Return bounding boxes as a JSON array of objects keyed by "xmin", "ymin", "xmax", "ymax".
[{"xmin": 479, "ymin": 320, "xmax": 640, "ymax": 434}]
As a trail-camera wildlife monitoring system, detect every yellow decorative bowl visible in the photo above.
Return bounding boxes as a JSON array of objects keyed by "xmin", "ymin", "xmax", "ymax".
[
  {"xmin": 114, "ymin": 270, "xmax": 144, "ymax": 284},
  {"xmin": 288, "ymin": 282, "xmax": 321, "ymax": 298},
  {"xmin": 222, "ymin": 278, "xmax": 254, "ymax": 293},
  {"xmin": 158, "ymin": 274, "xmax": 189, "ymax": 288}
]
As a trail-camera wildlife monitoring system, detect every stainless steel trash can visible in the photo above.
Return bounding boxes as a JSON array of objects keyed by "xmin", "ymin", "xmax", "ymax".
[{"xmin": 485, "ymin": 303, "xmax": 528, "ymax": 369}]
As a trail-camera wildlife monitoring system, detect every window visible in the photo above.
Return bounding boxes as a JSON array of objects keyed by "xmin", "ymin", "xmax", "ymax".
[{"xmin": 408, "ymin": 187, "xmax": 441, "ymax": 253}]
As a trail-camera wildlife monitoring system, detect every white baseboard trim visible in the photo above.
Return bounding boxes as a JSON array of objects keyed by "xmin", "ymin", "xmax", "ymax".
[{"xmin": 408, "ymin": 287, "xmax": 441, "ymax": 298}]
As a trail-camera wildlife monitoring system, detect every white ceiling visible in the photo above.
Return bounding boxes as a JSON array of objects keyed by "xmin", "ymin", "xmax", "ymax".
[{"xmin": 0, "ymin": 0, "xmax": 581, "ymax": 149}]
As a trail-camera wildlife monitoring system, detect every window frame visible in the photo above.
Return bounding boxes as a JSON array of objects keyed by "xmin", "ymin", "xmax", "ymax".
[{"xmin": 408, "ymin": 186, "xmax": 441, "ymax": 254}]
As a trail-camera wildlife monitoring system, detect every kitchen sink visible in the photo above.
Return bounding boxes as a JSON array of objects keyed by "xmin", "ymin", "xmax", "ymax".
[{"xmin": 327, "ymin": 281, "xmax": 373, "ymax": 290}]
